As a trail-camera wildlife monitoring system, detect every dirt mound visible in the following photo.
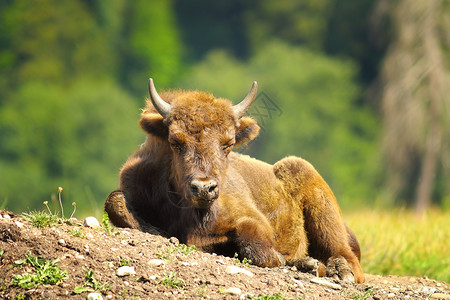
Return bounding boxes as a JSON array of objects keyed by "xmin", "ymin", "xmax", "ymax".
[{"xmin": 0, "ymin": 210, "xmax": 448, "ymax": 299}]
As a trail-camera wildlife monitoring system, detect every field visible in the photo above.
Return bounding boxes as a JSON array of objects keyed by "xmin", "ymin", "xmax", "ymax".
[{"xmin": 345, "ymin": 209, "xmax": 450, "ymax": 283}]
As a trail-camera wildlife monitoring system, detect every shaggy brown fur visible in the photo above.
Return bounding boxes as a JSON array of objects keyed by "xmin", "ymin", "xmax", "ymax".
[{"xmin": 105, "ymin": 84, "xmax": 365, "ymax": 283}]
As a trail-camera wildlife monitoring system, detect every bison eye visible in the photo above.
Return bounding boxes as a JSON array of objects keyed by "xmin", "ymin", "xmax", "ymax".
[
  {"xmin": 223, "ymin": 143, "xmax": 235, "ymax": 152},
  {"xmin": 169, "ymin": 139, "xmax": 184, "ymax": 152}
]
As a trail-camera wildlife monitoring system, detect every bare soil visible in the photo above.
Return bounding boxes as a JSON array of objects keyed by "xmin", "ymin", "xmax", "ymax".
[{"xmin": 0, "ymin": 210, "xmax": 448, "ymax": 299}]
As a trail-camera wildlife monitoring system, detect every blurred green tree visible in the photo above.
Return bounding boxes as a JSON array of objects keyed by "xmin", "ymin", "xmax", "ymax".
[
  {"xmin": 377, "ymin": 0, "xmax": 450, "ymax": 214},
  {"xmin": 120, "ymin": 0, "xmax": 183, "ymax": 94},
  {"xmin": 0, "ymin": 80, "xmax": 142, "ymax": 216}
]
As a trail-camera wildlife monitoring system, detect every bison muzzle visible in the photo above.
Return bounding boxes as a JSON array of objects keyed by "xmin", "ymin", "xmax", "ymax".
[{"xmin": 105, "ymin": 79, "xmax": 365, "ymax": 283}]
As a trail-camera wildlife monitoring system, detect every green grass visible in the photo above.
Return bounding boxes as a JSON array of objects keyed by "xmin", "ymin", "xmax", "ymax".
[
  {"xmin": 160, "ymin": 272, "xmax": 185, "ymax": 288},
  {"xmin": 12, "ymin": 252, "xmax": 68, "ymax": 288},
  {"xmin": 73, "ymin": 268, "xmax": 111, "ymax": 294},
  {"xmin": 345, "ymin": 209, "xmax": 450, "ymax": 283},
  {"xmin": 22, "ymin": 211, "xmax": 61, "ymax": 228}
]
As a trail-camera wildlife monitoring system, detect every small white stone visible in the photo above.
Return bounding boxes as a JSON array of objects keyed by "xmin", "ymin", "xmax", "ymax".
[
  {"xmin": 182, "ymin": 261, "xmax": 190, "ymax": 266},
  {"xmin": 117, "ymin": 266, "xmax": 136, "ymax": 276},
  {"xmin": 123, "ymin": 281, "xmax": 130, "ymax": 286},
  {"xmin": 310, "ymin": 278, "xmax": 342, "ymax": 290},
  {"xmin": 223, "ymin": 287, "xmax": 242, "ymax": 295},
  {"xmin": 430, "ymin": 293, "xmax": 450, "ymax": 299},
  {"xmin": 83, "ymin": 217, "xmax": 100, "ymax": 228},
  {"xmin": 75, "ymin": 253, "xmax": 85, "ymax": 260},
  {"xmin": 85, "ymin": 232, "xmax": 94, "ymax": 239},
  {"xmin": 87, "ymin": 292, "xmax": 103, "ymax": 300},
  {"xmin": 216, "ymin": 259, "xmax": 226, "ymax": 265},
  {"xmin": 149, "ymin": 275, "xmax": 157, "ymax": 280},
  {"xmin": 121, "ymin": 230, "xmax": 130, "ymax": 235},
  {"xmin": 225, "ymin": 265, "xmax": 254, "ymax": 277},
  {"xmin": 3, "ymin": 214, "xmax": 11, "ymax": 219},
  {"xmin": 58, "ymin": 239, "xmax": 66, "ymax": 246},
  {"xmin": 14, "ymin": 221, "xmax": 24, "ymax": 228},
  {"xmin": 148, "ymin": 259, "xmax": 165, "ymax": 267},
  {"xmin": 191, "ymin": 262, "xmax": 198, "ymax": 266}
]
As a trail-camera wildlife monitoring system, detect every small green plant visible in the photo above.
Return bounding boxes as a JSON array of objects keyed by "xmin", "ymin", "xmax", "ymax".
[
  {"xmin": 177, "ymin": 243, "xmax": 198, "ymax": 256},
  {"xmin": 233, "ymin": 252, "xmax": 252, "ymax": 267},
  {"xmin": 74, "ymin": 268, "xmax": 111, "ymax": 294},
  {"xmin": 12, "ymin": 252, "xmax": 68, "ymax": 288},
  {"xmin": 155, "ymin": 245, "xmax": 177, "ymax": 261},
  {"xmin": 119, "ymin": 258, "xmax": 131, "ymax": 266},
  {"xmin": 16, "ymin": 293, "xmax": 26, "ymax": 300},
  {"xmin": 248, "ymin": 292, "xmax": 290, "ymax": 300},
  {"xmin": 102, "ymin": 212, "xmax": 116, "ymax": 236},
  {"xmin": 68, "ymin": 228, "xmax": 85, "ymax": 238},
  {"xmin": 160, "ymin": 272, "xmax": 185, "ymax": 288},
  {"xmin": 351, "ymin": 289, "xmax": 374, "ymax": 300},
  {"xmin": 197, "ymin": 281, "xmax": 208, "ymax": 299},
  {"xmin": 22, "ymin": 210, "xmax": 61, "ymax": 228}
]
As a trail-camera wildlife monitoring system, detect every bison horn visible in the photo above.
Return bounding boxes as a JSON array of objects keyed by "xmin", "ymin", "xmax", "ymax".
[
  {"xmin": 148, "ymin": 78, "xmax": 172, "ymax": 118},
  {"xmin": 233, "ymin": 81, "xmax": 258, "ymax": 119}
]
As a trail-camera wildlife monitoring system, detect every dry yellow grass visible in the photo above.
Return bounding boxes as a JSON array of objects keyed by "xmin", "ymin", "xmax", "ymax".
[{"xmin": 345, "ymin": 209, "xmax": 450, "ymax": 283}]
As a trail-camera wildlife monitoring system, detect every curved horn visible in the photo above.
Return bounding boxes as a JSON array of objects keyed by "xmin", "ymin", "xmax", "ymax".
[
  {"xmin": 148, "ymin": 78, "xmax": 172, "ymax": 118},
  {"xmin": 233, "ymin": 81, "xmax": 258, "ymax": 119}
]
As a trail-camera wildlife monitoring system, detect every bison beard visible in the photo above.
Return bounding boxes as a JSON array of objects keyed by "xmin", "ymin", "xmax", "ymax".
[{"xmin": 105, "ymin": 79, "xmax": 365, "ymax": 283}]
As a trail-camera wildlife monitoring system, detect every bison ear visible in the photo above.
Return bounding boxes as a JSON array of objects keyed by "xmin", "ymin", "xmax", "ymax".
[
  {"xmin": 235, "ymin": 117, "xmax": 260, "ymax": 146},
  {"xmin": 139, "ymin": 113, "xmax": 168, "ymax": 138}
]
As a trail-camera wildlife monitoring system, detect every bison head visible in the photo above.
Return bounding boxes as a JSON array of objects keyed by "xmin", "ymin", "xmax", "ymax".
[{"xmin": 139, "ymin": 79, "xmax": 260, "ymax": 209}]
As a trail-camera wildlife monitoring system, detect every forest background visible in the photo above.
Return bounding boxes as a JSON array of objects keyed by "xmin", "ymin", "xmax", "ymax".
[{"xmin": 0, "ymin": 0, "xmax": 449, "ymax": 219}]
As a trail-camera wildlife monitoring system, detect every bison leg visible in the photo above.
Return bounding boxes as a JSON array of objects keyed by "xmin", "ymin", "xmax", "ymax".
[
  {"xmin": 274, "ymin": 157, "xmax": 365, "ymax": 283},
  {"xmin": 104, "ymin": 191, "xmax": 162, "ymax": 235},
  {"xmin": 234, "ymin": 218, "xmax": 285, "ymax": 268}
]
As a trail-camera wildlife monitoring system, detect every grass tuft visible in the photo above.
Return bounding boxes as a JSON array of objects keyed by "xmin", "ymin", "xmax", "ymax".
[
  {"xmin": 160, "ymin": 272, "xmax": 185, "ymax": 288},
  {"xmin": 22, "ymin": 211, "xmax": 61, "ymax": 228},
  {"xmin": 12, "ymin": 252, "xmax": 68, "ymax": 288}
]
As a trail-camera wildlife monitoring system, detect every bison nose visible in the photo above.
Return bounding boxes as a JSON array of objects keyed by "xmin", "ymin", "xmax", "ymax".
[{"xmin": 190, "ymin": 179, "xmax": 218, "ymax": 200}]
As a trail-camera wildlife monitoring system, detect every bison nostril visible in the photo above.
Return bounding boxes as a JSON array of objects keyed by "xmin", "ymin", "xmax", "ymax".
[
  {"xmin": 190, "ymin": 179, "xmax": 218, "ymax": 199},
  {"xmin": 208, "ymin": 183, "xmax": 217, "ymax": 193}
]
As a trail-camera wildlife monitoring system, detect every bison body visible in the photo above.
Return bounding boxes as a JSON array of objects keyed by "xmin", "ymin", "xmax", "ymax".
[{"xmin": 105, "ymin": 80, "xmax": 365, "ymax": 283}]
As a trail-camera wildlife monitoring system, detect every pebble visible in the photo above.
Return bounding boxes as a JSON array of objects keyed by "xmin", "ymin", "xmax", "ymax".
[
  {"xmin": 169, "ymin": 237, "xmax": 179, "ymax": 245},
  {"xmin": 310, "ymin": 278, "xmax": 342, "ymax": 290},
  {"xmin": 14, "ymin": 221, "xmax": 24, "ymax": 228},
  {"xmin": 58, "ymin": 239, "xmax": 66, "ymax": 246},
  {"xmin": 87, "ymin": 292, "xmax": 103, "ymax": 300},
  {"xmin": 148, "ymin": 259, "xmax": 165, "ymax": 267},
  {"xmin": 85, "ymin": 232, "xmax": 94, "ymax": 239},
  {"xmin": 225, "ymin": 265, "xmax": 254, "ymax": 277},
  {"xmin": 117, "ymin": 266, "xmax": 136, "ymax": 276},
  {"xmin": 387, "ymin": 293, "xmax": 395, "ymax": 298},
  {"xmin": 216, "ymin": 259, "xmax": 226, "ymax": 265},
  {"xmin": 223, "ymin": 287, "xmax": 242, "ymax": 295},
  {"xmin": 431, "ymin": 293, "xmax": 450, "ymax": 299},
  {"xmin": 83, "ymin": 217, "xmax": 100, "ymax": 228},
  {"xmin": 3, "ymin": 214, "xmax": 11, "ymax": 219}
]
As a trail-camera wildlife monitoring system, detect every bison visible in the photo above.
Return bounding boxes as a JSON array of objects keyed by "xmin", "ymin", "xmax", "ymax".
[{"xmin": 105, "ymin": 79, "xmax": 365, "ymax": 283}]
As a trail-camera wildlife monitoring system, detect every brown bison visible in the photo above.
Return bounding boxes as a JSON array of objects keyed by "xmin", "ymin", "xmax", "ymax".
[{"xmin": 105, "ymin": 79, "xmax": 365, "ymax": 283}]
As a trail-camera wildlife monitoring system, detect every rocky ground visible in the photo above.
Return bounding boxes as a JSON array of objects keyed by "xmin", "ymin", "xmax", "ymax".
[{"xmin": 0, "ymin": 210, "xmax": 448, "ymax": 299}]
